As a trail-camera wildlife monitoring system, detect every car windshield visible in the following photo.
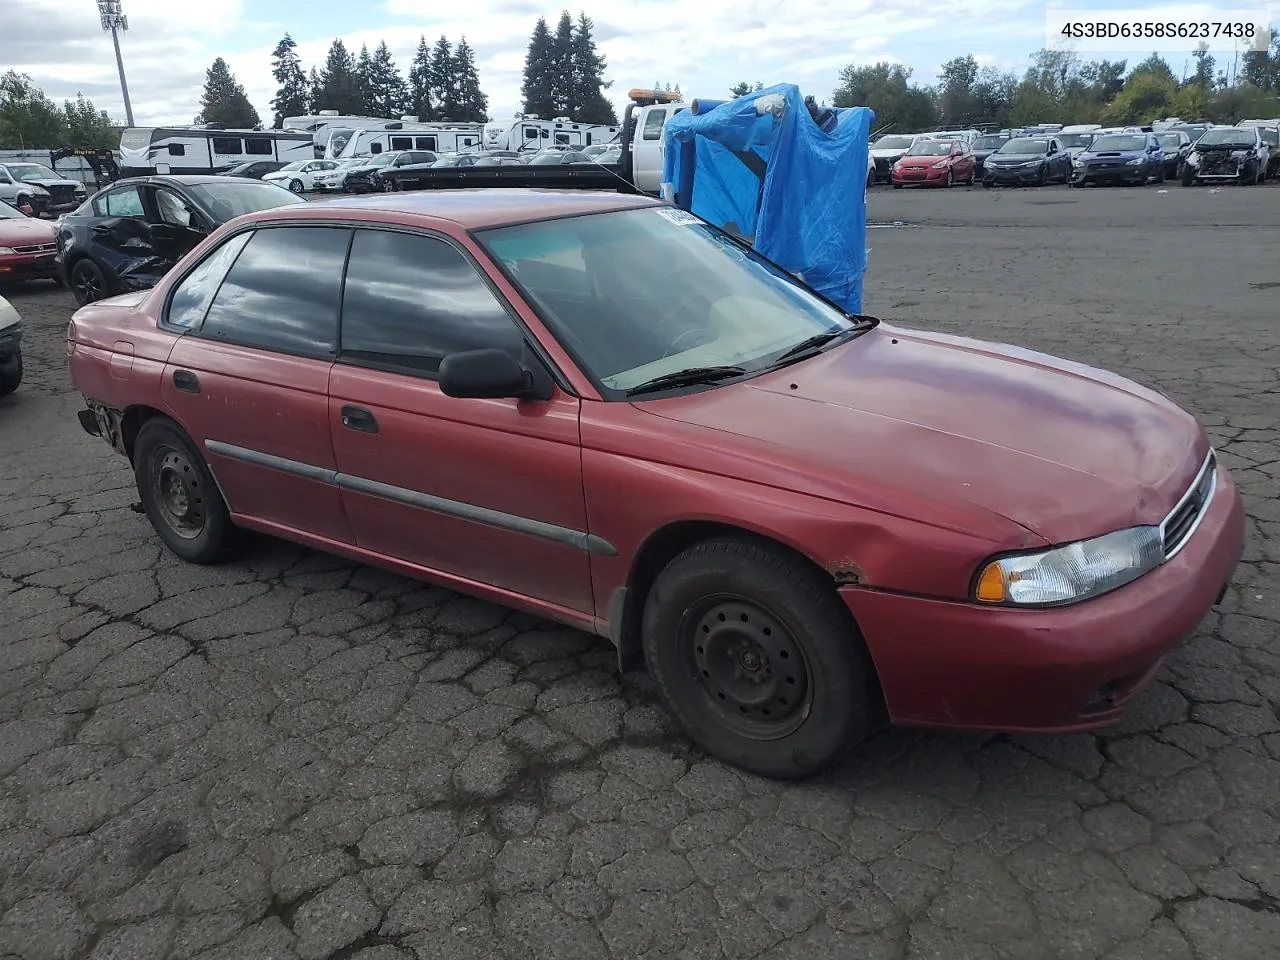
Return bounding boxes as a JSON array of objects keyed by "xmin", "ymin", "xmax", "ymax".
[
  {"xmin": 478, "ymin": 207, "xmax": 858, "ymax": 395},
  {"xmin": 0, "ymin": 201, "xmax": 27, "ymax": 219},
  {"xmin": 7, "ymin": 163, "xmax": 60, "ymax": 182},
  {"xmin": 1091, "ymin": 135, "xmax": 1147, "ymax": 151},
  {"xmin": 278, "ymin": 161, "xmax": 307, "ymax": 171},
  {"xmin": 873, "ymin": 135, "xmax": 915, "ymax": 150},
  {"xmin": 906, "ymin": 141, "xmax": 955, "ymax": 156},
  {"xmin": 1197, "ymin": 129, "xmax": 1254, "ymax": 147},
  {"xmin": 1158, "ymin": 134, "xmax": 1184, "ymax": 149},
  {"xmin": 998, "ymin": 138, "xmax": 1048, "ymax": 154},
  {"xmin": 1058, "ymin": 133, "xmax": 1095, "ymax": 148},
  {"xmin": 973, "ymin": 136, "xmax": 1008, "ymax": 150},
  {"xmin": 530, "ymin": 153, "xmax": 568, "ymax": 165},
  {"xmin": 185, "ymin": 180, "xmax": 306, "ymax": 221}
]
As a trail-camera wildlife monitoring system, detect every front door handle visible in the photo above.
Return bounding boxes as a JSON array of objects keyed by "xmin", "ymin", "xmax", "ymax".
[
  {"xmin": 340, "ymin": 405, "xmax": 378, "ymax": 434},
  {"xmin": 173, "ymin": 370, "xmax": 200, "ymax": 393}
]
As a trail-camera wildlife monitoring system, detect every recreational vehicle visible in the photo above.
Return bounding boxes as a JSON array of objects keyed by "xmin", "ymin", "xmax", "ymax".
[
  {"xmin": 334, "ymin": 123, "xmax": 485, "ymax": 160},
  {"xmin": 118, "ymin": 127, "xmax": 315, "ymax": 177},
  {"xmin": 479, "ymin": 116, "xmax": 620, "ymax": 153}
]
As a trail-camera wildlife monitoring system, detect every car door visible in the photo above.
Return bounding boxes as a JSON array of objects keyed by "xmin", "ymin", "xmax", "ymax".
[
  {"xmin": 952, "ymin": 143, "xmax": 971, "ymax": 179},
  {"xmin": 73, "ymin": 183, "xmax": 164, "ymax": 288},
  {"xmin": 161, "ymin": 223, "xmax": 357, "ymax": 545},
  {"xmin": 143, "ymin": 185, "xmax": 209, "ymax": 271},
  {"xmin": 327, "ymin": 226, "xmax": 594, "ymax": 616}
]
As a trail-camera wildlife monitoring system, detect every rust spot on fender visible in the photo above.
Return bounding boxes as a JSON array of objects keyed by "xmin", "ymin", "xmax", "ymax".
[{"xmin": 826, "ymin": 560, "xmax": 865, "ymax": 586}]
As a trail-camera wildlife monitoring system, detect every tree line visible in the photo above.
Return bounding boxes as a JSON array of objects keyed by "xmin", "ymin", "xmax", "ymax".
[
  {"xmin": 834, "ymin": 32, "xmax": 1280, "ymax": 133},
  {"xmin": 0, "ymin": 71, "xmax": 119, "ymax": 150},
  {"xmin": 520, "ymin": 12, "xmax": 617, "ymax": 124}
]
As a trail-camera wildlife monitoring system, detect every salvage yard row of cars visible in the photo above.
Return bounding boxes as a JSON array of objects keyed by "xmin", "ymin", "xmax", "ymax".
[{"xmin": 873, "ymin": 118, "xmax": 1280, "ymax": 188}]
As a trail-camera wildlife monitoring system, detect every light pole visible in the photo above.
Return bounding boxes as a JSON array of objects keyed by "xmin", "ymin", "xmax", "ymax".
[{"xmin": 97, "ymin": 0, "xmax": 135, "ymax": 127}]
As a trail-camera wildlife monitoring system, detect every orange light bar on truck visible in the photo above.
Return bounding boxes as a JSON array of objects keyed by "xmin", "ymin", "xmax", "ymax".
[{"xmin": 628, "ymin": 88, "xmax": 683, "ymax": 105}]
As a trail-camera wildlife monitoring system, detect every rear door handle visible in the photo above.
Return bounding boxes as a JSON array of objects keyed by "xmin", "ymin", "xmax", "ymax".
[
  {"xmin": 173, "ymin": 370, "xmax": 199, "ymax": 393},
  {"xmin": 340, "ymin": 405, "xmax": 378, "ymax": 434}
]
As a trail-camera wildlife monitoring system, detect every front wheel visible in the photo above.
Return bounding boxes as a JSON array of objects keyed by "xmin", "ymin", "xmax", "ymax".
[
  {"xmin": 1036, "ymin": 166, "xmax": 1047, "ymax": 186},
  {"xmin": 1181, "ymin": 167, "xmax": 1196, "ymax": 187},
  {"xmin": 945, "ymin": 169, "xmax": 954, "ymax": 188},
  {"xmin": 642, "ymin": 537, "xmax": 882, "ymax": 779},
  {"xmin": 289, "ymin": 178, "xmax": 304, "ymax": 194},
  {"xmin": 0, "ymin": 352, "xmax": 21, "ymax": 398},
  {"xmin": 133, "ymin": 418, "xmax": 243, "ymax": 564}
]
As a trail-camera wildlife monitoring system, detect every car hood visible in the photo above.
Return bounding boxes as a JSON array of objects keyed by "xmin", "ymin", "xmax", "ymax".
[
  {"xmin": 1195, "ymin": 141, "xmax": 1255, "ymax": 152},
  {"xmin": 986, "ymin": 153, "xmax": 1045, "ymax": 163},
  {"xmin": 24, "ymin": 178, "xmax": 81, "ymax": 189},
  {"xmin": 870, "ymin": 148, "xmax": 908, "ymax": 158},
  {"xmin": 1082, "ymin": 150, "xmax": 1145, "ymax": 161},
  {"xmin": 0, "ymin": 218, "xmax": 57, "ymax": 245},
  {"xmin": 640, "ymin": 325, "xmax": 1206, "ymax": 544}
]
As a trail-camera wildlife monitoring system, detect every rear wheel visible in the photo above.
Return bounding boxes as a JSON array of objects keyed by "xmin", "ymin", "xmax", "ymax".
[
  {"xmin": 642, "ymin": 537, "xmax": 881, "ymax": 779},
  {"xmin": 133, "ymin": 418, "xmax": 242, "ymax": 564},
  {"xmin": 288, "ymin": 178, "xmax": 304, "ymax": 193},
  {"xmin": 70, "ymin": 258, "xmax": 109, "ymax": 306}
]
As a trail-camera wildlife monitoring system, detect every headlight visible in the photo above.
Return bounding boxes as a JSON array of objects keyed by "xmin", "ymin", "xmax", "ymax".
[
  {"xmin": 974, "ymin": 526, "xmax": 1163, "ymax": 606},
  {"xmin": 1023, "ymin": 160, "xmax": 1042, "ymax": 167},
  {"xmin": 932, "ymin": 160, "xmax": 948, "ymax": 169},
  {"xmin": 0, "ymin": 247, "xmax": 15, "ymax": 255},
  {"xmin": 1126, "ymin": 158, "xmax": 1143, "ymax": 166},
  {"xmin": 31, "ymin": 185, "xmax": 50, "ymax": 197},
  {"xmin": 1073, "ymin": 159, "xmax": 1085, "ymax": 168}
]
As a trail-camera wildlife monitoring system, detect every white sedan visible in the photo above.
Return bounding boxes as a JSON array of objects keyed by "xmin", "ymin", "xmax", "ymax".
[{"xmin": 262, "ymin": 160, "xmax": 339, "ymax": 194}]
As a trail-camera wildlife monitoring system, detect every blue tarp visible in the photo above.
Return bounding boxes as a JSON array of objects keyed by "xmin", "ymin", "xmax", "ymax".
[{"xmin": 660, "ymin": 84, "xmax": 873, "ymax": 313}]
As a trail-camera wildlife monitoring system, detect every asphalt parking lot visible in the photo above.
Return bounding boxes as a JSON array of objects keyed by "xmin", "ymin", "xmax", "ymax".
[{"xmin": 2, "ymin": 183, "xmax": 1278, "ymax": 960}]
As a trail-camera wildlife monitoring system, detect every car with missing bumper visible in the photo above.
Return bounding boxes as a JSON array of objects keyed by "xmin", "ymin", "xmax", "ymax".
[
  {"xmin": 0, "ymin": 161, "xmax": 88, "ymax": 215},
  {"xmin": 65, "ymin": 190, "xmax": 1245, "ymax": 779},
  {"xmin": 1182, "ymin": 127, "xmax": 1269, "ymax": 185}
]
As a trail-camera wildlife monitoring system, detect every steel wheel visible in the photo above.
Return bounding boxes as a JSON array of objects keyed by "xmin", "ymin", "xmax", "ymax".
[
  {"xmin": 681, "ymin": 595, "xmax": 813, "ymax": 741},
  {"xmin": 149, "ymin": 444, "xmax": 207, "ymax": 540}
]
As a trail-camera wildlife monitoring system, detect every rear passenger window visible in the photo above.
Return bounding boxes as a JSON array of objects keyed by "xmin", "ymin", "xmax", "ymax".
[
  {"xmin": 340, "ymin": 229, "xmax": 525, "ymax": 376},
  {"xmin": 166, "ymin": 232, "xmax": 252, "ymax": 329},
  {"xmin": 198, "ymin": 226, "xmax": 351, "ymax": 358}
]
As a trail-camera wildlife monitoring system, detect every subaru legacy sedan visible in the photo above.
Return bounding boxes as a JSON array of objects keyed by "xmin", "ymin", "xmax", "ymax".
[{"xmin": 65, "ymin": 191, "xmax": 1244, "ymax": 779}]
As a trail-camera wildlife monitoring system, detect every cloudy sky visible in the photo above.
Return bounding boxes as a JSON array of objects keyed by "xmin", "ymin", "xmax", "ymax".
[{"xmin": 6, "ymin": 0, "xmax": 1272, "ymax": 126}]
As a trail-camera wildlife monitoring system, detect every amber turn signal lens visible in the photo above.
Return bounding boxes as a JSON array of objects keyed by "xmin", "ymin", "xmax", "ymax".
[{"xmin": 975, "ymin": 563, "xmax": 1006, "ymax": 603}]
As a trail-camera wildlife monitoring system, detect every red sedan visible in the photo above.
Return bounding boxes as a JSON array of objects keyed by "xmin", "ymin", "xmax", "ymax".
[
  {"xmin": 65, "ymin": 191, "xmax": 1244, "ymax": 779},
  {"xmin": 891, "ymin": 138, "xmax": 976, "ymax": 187},
  {"xmin": 0, "ymin": 201, "xmax": 58, "ymax": 285}
]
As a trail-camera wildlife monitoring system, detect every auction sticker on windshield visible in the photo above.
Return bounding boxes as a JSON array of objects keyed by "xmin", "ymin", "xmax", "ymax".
[
  {"xmin": 657, "ymin": 208, "xmax": 701, "ymax": 225},
  {"xmin": 1045, "ymin": 9, "xmax": 1271, "ymax": 52}
]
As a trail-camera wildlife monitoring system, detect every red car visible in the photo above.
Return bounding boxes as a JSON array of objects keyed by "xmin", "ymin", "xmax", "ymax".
[
  {"xmin": 0, "ymin": 201, "xmax": 58, "ymax": 285},
  {"xmin": 66, "ymin": 191, "xmax": 1244, "ymax": 779},
  {"xmin": 891, "ymin": 138, "xmax": 976, "ymax": 187}
]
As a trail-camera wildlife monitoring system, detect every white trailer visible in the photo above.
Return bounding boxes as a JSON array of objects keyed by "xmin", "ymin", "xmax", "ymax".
[
  {"xmin": 334, "ymin": 122, "xmax": 485, "ymax": 160},
  {"xmin": 118, "ymin": 127, "xmax": 315, "ymax": 177},
  {"xmin": 479, "ymin": 116, "xmax": 620, "ymax": 154}
]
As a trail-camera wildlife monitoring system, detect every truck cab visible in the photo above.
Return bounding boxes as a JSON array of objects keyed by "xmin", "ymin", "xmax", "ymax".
[{"xmin": 618, "ymin": 88, "xmax": 688, "ymax": 194}]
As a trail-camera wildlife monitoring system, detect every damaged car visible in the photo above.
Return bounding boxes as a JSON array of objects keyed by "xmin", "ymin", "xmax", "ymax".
[
  {"xmin": 55, "ymin": 175, "xmax": 305, "ymax": 306},
  {"xmin": 1181, "ymin": 127, "xmax": 1268, "ymax": 186},
  {"xmin": 0, "ymin": 161, "xmax": 87, "ymax": 215}
]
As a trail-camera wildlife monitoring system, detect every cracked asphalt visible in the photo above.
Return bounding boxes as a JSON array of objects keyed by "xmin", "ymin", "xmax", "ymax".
[{"xmin": 2, "ymin": 183, "xmax": 1278, "ymax": 960}]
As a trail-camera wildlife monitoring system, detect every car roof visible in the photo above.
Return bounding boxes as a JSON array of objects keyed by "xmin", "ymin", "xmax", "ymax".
[
  {"xmin": 108, "ymin": 175, "xmax": 250, "ymax": 188},
  {"xmin": 250, "ymin": 189, "xmax": 662, "ymax": 230}
]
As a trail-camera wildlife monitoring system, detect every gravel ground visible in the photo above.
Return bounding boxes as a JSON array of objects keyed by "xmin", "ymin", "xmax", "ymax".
[{"xmin": 1, "ymin": 182, "xmax": 1277, "ymax": 960}]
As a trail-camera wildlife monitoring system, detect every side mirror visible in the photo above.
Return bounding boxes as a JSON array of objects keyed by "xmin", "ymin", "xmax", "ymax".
[{"xmin": 438, "ymin": 348, "xmax": 546, "ymax": 401}]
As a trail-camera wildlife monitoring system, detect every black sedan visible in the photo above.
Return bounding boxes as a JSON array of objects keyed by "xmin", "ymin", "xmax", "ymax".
[
  {"xmin": 55, "ymin": 175, "xmax": 305, "ymax": 306},
  {"xmin": 982, "ymin": 137, "xmax": 1072, "ymax": 186},
  {"xmin": 344, "ymin": 150, "xmax": 438, "ymax": 193},
  {"xmin": 1156, "ymin": 132, "xmax": 1193, "ymax": 179}
]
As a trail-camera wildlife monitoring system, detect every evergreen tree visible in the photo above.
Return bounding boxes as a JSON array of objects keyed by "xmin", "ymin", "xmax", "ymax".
[
  {"xmin": 367, "ymin": 40, "xmax": 409, "ymax": 118},
  {"xmin": 269, "ymin": 33, "xmax": 309, "ymax": 128},
  {"xmin": 306, "ymin": 67, "xmax": 321, "ymax": 112},
  {"xmin": 194, "ymin": 57, "xmax": 260, "ymax": 128},
  {"xmin": 430, "ymin": 36, "xmax": 458, "ymax": 120},
  {"xmin": 521, "ymin": 18, "xmax": 556, "ymax": 117},
  {"xmin": 569, "ymin": 13, "xmax": 616, "ymax": 123},
  {"xmin": 549, "ymin": 11, "xmax": 575, "ymax": 116},
  {"xmin": 316, "ymin": 40, "xmax": 362, "ymax": 115},
  {"xmin": 452, "ymin": 38, "xmax": 489, "ymax": 122},
  {"xmin": 355, "ymin": 44, "xmax": 375, "ymax": 114},
  {"xmin": 408, "ymin": 35, "xmax": 435, "ymax": 121}
]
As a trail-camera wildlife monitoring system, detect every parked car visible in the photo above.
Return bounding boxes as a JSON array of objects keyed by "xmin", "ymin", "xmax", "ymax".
[
  {"xmin": 343, "ymin": 152, "xmax": 438, "ymax": 193},
  {"xmin": 982, "ymin": 137, "xmax": 1072, "ymax": 186},
  {"xmin": 0, "ymin": 179, "xmax": 50, "ymax": 217},
  {"xmin": 222, "ymin": 160, "xmax": 289, "ymax": 180},
  {"xmin": 1155, "ymin": 132, "xmax": 1193, "ymax": 179},
  {"xmin": 0, "ymin": 161, "xmax": 87, "ymax": 215},
  {"xmin": 56, "ymin": 175, "xmax": 305, "ymax": 306},
  {"xmin": 970, "ymin": 133, "xmax": 1010, "ymax": 178},
  {"xmin": 262, "ymin": 159, "xmax": 340, "ymax": 193},
  {"xmin": 0, "ymin": 293, "xmax": 21, "ymax": 397},
  {"xmin": 0, "ymin": 200, "xmax": 59, "ymax": 287},
  {"xmin": 1181, "ymin": 127, "xmax": 1268, "ymax": 186},
  {"xmin": 311, "ymin": 158, "xmax": 372, "ymax": 193},
  {"xmin": 1070, "ymin": 133, "xmax": 1165, "ymax": 187},
  {"xmin": 1055, "ymin": 131, "xmax": 1097, "ymax": 160},
  {"xmin": 592, "ymin": 145, "xmax": 623, "ymax": 166},
  {"xmin": 65, "ymin": 191, "xmax": 1245, "ymax": 779},
  {"xmin": 890, "ymin": 139, "xmax": 975, "ymax": 187},
  {"xmin": 529, "ymin": 151, "xmax": 594, "ymax": 165},
  {"xmin": 1251, "ymin": 124, "xmax": 1280, "ymax": 178},
  {"xmin": 869, "ymin": 134, "xmax": 923, "ymax": 183}
]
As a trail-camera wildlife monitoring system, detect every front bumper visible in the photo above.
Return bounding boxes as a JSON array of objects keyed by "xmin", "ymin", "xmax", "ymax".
[
  {"xmin": 841, "ymin": 463, "xmax": 1245, "ymax": 733},
  {"xmin": 983, "ymin": 165, "xmax": 1044, "ymax": 184},
  {"xmin": 0, "ymin": 322, "xmax": 22, "ymax": 361},
  {"xmin": 891, "ymin": 167, "xmax": 949, "ymax": 186},
  {"xmin": 1071, "ymin": 164, "xmax": 1146, "ymax": 184},
  {"xmin": 0, "ymin": 251, "xmax": 58, "ymax": 282}
]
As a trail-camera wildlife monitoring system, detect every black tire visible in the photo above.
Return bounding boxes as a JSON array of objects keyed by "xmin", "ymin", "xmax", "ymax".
[
  {"xmin": 133, "ymin": 418, "xmax": 242, "ymax": 564},
  {"xmin": 1181, "ymin": 167, "xmax": 1196, "ymax": 187},
  {"xmin": 945, "ymin": 169, "xmax": 953, "ymax": 188},
  {"xmin": 289, "ymin": 178, "xmax": 304, "ymax": 194},
  {"xmin": 0, "ymin": 352, "xmax": 21, "ymax": 398},
  {"xmin": 642, "ymin": 537, "xmax": 881, "ymax": 779},
  {"xmin": 1036, "ymin": 166, "xmax": 1047, "ymax": 186},
  {"xmin": 70, "ymin": 258, "xmax": 109, "ymax": 306}
]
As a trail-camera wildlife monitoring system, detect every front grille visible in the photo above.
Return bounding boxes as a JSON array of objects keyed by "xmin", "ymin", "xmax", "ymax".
[
  {"xmin": 13, "ymin": 242, "xmax": 56, "ymax": 255},
  {"xmin": 1161, "ymin": 450, "xmax": 1216, "ymax": 559},
  {"xmin": 45, "ymin": 185, "xmax": 78, "ymax": 204}
]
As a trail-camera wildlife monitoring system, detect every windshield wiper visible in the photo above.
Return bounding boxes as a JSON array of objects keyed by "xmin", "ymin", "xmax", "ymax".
[
  {"xmin": 625, "ymin": 365, "xmax": 747, "ymax": 397},
  {"xmin": 771, "ymin": 319, "xmax": 876, "ymax": 367}
]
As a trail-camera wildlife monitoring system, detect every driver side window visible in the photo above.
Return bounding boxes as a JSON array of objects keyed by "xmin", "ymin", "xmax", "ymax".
[
  {"xmin": 94, "ymin": 185, "xmax": 145, "ymax": 218},
  {"xmin": 153, "ymin": 188, "xmax": 195, "ymax": 228}
]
